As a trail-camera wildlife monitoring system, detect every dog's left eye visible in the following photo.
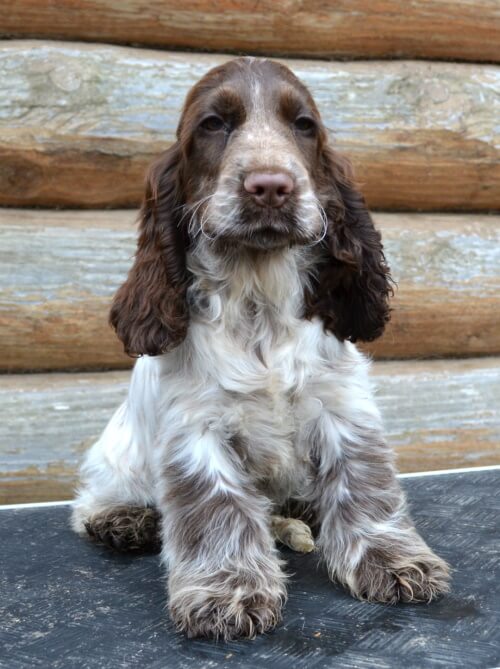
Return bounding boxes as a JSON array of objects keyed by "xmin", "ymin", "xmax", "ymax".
[
  {"xmin": 294, "ymin": 116, "xmax": 316, "ymax": 134},
  {"xmin": 200, "ymin": 115, "xmax": 226, "ymax": 132}
]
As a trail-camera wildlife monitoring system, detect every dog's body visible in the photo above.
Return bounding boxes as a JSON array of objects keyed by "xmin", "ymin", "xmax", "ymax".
[{"xmin": 72, "ymin": 57, "xmax": 449, "ymax": 639}]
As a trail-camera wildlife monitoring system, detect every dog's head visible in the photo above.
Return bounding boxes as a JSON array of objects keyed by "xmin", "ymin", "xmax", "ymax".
[{"xmin": 110, "ymin": 58, "xmax": 392, "ymax": 357}]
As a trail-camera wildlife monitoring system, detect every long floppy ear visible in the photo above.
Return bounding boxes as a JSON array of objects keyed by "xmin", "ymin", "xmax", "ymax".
[
  {"xmin": 307, "ymin": 147, "xmax": 393, "ymax": 342},
  {"xmin": 110, "ymin": 144, "xmax": 189, "ymax": 357}
]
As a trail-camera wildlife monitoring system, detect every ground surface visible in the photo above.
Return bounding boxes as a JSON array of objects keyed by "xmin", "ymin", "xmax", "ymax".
[{"xmin": 1, "ymin": 469, "xmax": 499, "ymax": 669}]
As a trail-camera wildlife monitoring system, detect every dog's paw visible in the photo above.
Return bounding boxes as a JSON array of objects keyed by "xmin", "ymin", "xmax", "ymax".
[
  {"xmin": 349, "ymin": 546, "xmax": 450, "ymax": 604},
  {"xmin": 271, "ymin": 516, "xmax": 315, "ymax": 553},
  {"xmin": 83, "ymin": 506, "xmax": 161, "ymax": 553},
  {"xmin": 169, "ymin": 568, "xmax": 286, "ymax": 640}
]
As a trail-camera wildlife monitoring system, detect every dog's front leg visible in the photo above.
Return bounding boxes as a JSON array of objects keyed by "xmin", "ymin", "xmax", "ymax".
[
  {"xmin": 305, "ymin": 403, "xmax": 450, "ymax": 604},
  {"xmin": 158, "ymin": 429, "xmax": 286, "ymax": 640}
]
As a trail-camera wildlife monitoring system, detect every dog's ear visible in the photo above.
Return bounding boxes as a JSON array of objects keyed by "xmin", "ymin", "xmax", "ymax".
[
  {"xmin": 306, "ymin": 147, "xmax": 393, "ymax": 343},
  {"xmin": 110, "ymin": 143, "xmax": 189, "ymax": 357}
]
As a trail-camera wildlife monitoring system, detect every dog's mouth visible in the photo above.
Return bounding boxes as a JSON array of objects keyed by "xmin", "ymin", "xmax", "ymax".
[
  {"xmin": 227, "ymin": 205, "xmax": 311, "ymax": 249},
  {"xmin": 197, "ymin": 189, "xmax": 323, "ymax": 251}
]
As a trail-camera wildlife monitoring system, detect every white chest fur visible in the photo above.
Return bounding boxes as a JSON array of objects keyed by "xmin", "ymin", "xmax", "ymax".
[{"xmin": 152, "ymin": 245, "xmax": 374, "ymax": 503}]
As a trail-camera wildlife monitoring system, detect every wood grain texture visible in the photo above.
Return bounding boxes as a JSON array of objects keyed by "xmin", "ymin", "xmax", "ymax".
[
  {"xmin": 1, "ymin": 359, "xmax": 499, "ymax": 503},
  {"xmin": 365, "ymin": 213, "xmax": 500, "ymax": 360},
  {"xmin": 373, "ymin": 359, "xmax": 500, "ymax": 474},
  {"xmin": 0, "ymin": 372, "xmax": 129, "ymax": 504},
  {"xmin": 1, "ymin": 0, "xmax": 499, "ymax": 62},
  {"xmin": 1, "ymin": 42, "xmax": 499, "ymax": 210},
  {"xmin": 2, "ymin": 209, "xmax": 499, "ymax": 371},
  {"xmin": 0, "ymin": 209, "xmax": 132, "ymax": 372}
]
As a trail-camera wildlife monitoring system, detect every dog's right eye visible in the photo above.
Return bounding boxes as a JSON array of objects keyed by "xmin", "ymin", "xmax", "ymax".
[
  {"xmin": 294, "ymin": 116, "xmax": 317, "ymax": 135},
  {"xmin": 200, "ymin": 115, "xmax": 226, "ymax": 132}
]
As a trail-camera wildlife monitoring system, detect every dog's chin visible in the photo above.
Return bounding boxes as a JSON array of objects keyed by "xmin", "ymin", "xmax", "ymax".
[
  {"xmin": 218, "ymin": 210, "xmax": 314, "ymax": 251},
  {"xmin": 239, "ymin": 228, "xmax": 294, "ymax": 250}
]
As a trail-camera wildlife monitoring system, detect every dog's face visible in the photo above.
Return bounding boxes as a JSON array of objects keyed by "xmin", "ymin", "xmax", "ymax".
[
  {"xmin": 110, "ymin": 58, "xmax": 392, "ymax": 357},
  {"xmin": 178, "ymin": 59, "xmax": 326, "ymax": 250}
]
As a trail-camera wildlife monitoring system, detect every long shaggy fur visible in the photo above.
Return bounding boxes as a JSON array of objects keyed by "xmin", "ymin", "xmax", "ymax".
[{"xmin": 72, "ymin": 57, "xmax": 450, "ymax": 640}]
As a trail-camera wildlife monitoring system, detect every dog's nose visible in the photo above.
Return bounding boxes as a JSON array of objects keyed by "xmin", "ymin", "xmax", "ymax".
[{"xmin": 243, "ymin": 172, "xmax": 294, "ymax": 208}]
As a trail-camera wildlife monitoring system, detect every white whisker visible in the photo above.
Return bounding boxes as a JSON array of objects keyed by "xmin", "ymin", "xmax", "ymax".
[
  {"xmin": 304, "ymin": 201, "xmax": 328, "ymax": 247},
  {"xmin": 198, "ymin": 201, "xmax": 220, "ymax": 242},
  {"xmin": 179, "ymin": 194, "xmax": 214, "ymax": 231}
]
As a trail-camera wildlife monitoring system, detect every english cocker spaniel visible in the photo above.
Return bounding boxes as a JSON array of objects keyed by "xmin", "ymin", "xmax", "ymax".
[{"xmin": 72, "ymin": 58, "xmax": 450, "ymax": 640}]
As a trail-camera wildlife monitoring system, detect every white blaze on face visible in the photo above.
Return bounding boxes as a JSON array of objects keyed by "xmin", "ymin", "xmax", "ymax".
[{"xmin": 201, "ymin": 73, "xmax": 325, "ymax": 242}]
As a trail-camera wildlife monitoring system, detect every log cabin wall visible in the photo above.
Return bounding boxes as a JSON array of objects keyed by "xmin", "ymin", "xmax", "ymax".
[{"xmin": 0, "ymin": 2, "xmax": 499, "ymax": 502}]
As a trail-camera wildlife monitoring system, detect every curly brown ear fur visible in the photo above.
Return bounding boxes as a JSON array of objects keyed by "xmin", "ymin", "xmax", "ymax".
[
  {"xmin": 110, "ymin": 144, "xmax": 189, "ymax": 357},
  {"xmin": 307, "ymin": 148, "xmax": 393, "ymax": 343}
]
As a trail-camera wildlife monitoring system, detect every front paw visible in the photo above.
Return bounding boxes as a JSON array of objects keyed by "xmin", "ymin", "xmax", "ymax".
[
  {"xmin": 169, "ymin": 566, "xmax": 286, "ymax": 640},
  {"xmin": 349, "ymin": 545, "xmax": 450, "ymax": 604},
  {"xmin": 82, "ymin": 506, "xmax": 161, "ymax": 553}
]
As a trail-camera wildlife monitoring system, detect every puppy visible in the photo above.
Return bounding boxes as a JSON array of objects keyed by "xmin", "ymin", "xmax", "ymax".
[{"xmin": 72, "ymin": 57, "xmax": 450, "ymax": 640}]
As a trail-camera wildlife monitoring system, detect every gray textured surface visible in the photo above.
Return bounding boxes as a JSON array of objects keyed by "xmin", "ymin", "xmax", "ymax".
[{"xmin": 1, "ymin": 469, "xmax": 499, "ymax": 668}]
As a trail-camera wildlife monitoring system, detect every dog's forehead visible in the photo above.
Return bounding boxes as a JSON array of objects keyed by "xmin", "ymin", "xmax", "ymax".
[{"xmin": 189, "ymin": 58, "xmax": 314, "ymax": 112}]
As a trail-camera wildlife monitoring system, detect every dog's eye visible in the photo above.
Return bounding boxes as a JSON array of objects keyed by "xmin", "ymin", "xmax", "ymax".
[
  {"xmin": 200, "ymin": 115, "xmax": 226, "ymax": 132},
  {"xmin": 294, "ymin": 116, "xmax": 316, "ymax": 134}
]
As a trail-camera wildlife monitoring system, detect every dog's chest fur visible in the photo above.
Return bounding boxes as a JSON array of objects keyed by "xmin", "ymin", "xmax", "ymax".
[{"xmin": 173, "ymin": 246, "xmax": 343, "ymax": 500}]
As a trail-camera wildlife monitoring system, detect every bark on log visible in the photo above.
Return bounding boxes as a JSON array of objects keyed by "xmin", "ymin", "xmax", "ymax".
[
  {"xmin": 1, "ymin": 358, "xmax": 498, "ymax": 503},
  {"xmin": 1, "ymin": 1, "xmax": 499, "ymax": 62},
  {"xmin": 1, "ymin": 42, "xmax": 499, "ymax": 210},
  {"xmin": 1, "ymin": 209, "xmax": 499, "ymax": 371}
]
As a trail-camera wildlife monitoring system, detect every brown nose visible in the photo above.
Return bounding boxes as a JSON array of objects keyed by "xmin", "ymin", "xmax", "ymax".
[{"xmin": 243, "ymin": 172, "xmax": 294, "ymax": 208}]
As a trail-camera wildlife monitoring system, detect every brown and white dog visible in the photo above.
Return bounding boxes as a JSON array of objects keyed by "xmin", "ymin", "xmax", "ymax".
[{"xmin": 72, "ymin": 58, "xmax": 450, "ymax": 640}]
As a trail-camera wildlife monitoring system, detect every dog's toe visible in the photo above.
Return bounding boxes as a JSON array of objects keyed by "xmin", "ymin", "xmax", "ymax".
[{"xmin": 349, "ymin": 546, "xmax": 450, "ymax": 604}]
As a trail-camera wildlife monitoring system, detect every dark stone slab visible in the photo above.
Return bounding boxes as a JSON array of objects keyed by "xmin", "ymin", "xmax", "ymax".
[{"xmin": 1, "ymin": 470, "xmax": 499, "ymax": 669}]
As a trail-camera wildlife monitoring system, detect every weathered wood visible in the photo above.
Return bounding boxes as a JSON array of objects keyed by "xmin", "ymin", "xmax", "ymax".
[
  {"xmin": 1, "ymin": 359, "xmax": 499, "ymax": 503},
  {"xmin": 0, "ymin": 209, "xmax": 132, "ymax": 371},
  {"xmin": 1, "ymin": 1, "xmax": 499, "ymax": 62},
  {"xmin": 1, "ymin": 209, "xmax": 499, "ymax": 371},
  {"xmin": 373, "ymin": 359, "xmax": 500, "ymax": 474},
  {"xmin": 1, "ymin": 42, "xmax": 499, "ymax": 211},
  {"xmin": 365, "ymin": 213, "xmax": 500, "ymax": 360},
  {"xmin": 0, "ymin": 372, "xmax": 129, "ymax": 504}
]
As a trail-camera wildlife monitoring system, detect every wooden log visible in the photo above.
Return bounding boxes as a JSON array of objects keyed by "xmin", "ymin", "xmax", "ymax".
[
  {"xmin": 0, "ymin": 371, "xmax": 129, "ymax": 504},
  {"xmin": 0, "ymin": 1, "xmax": 499, "ymax": 62},
  {"xmin": 1, "ymin": 42, "xmax": 499, "ymax": 211},
  {"xmin": 0, "ymin": 209, "xmax": 132, "ymax": 372},
  {"xmin": 373, "ymin": 359, "xmax": 500, "ymax": 474},
  {"xmin": 365, "ymin": 213, "xmax": 500, "ymax": 360},
  {"xmin": 1, "ymin": 358, "xmax": 499, "ymax": 503},
  {"xmin": 1, "ymin": 209, "xmax": 499, "ymax": 371}
]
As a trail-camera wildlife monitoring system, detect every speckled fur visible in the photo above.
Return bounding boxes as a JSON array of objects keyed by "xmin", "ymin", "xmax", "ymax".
[
  {"xmin": 84, "ymin": 506, "xmax": 161, "ymax": 554},
  {"xmin": 72, "ymin": 57, "xmax": 449, "ymax": 640}
]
